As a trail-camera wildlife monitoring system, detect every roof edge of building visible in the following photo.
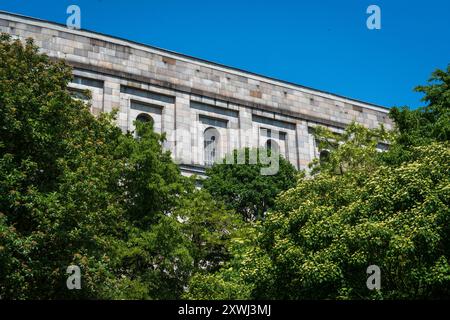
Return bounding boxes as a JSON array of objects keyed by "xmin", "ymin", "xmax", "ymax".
[{"xmin": 0, "ymin": 10, "xmax": 391, "ymax": 113}]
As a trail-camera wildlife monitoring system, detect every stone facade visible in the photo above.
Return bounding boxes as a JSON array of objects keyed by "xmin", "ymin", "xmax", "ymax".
[{"xmin": 0, "ymin": 11, "xmax": 393, "ymax": 177}]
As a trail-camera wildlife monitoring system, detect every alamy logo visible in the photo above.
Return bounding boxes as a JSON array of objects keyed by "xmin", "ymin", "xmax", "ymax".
[
  {"xmin": 66, "ymin": 5, "xmax": 81, "ymax": 30},
  {"xmin": 66, "ymin": 265, "xmax": 81, "ymax": 290},
  {"xmin": 366, "ymin": 5, "xmax": 381, "ymax": 30},
  {"xmin": 366, "ymin": 265, "xmax": 381, "ymax": 290}
]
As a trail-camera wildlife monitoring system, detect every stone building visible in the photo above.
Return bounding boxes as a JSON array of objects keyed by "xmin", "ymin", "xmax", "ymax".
[{"xmin": 0, "ymin": 11, "xmax": 393, "ymax": 177}]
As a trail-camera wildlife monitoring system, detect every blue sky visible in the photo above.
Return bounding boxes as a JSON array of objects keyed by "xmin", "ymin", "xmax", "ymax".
[{"xmin": 1, "ymin": 0, "xmax": 449, "ymax": 109}]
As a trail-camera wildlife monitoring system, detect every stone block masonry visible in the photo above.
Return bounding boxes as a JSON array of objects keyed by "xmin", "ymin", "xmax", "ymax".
[{"xmin": 0, "ymin": 11, "xmax": 393, "ymax": 177}]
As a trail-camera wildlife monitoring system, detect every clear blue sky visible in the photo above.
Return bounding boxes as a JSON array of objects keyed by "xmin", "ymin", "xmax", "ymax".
[{"xmin": 1, "ymin": 0, "xmax": 449, "ymax": 109}]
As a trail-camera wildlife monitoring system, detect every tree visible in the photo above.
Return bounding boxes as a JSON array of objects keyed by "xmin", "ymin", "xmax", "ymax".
[
  {"xmin": 183, "ymin": 224, "xmax": 256, "ymax": 300},
  {"xmin": 384, "ymin": 65, "xmax": 450, "ymax": 165},
  {"xmin": 309, "ymin": 122, "xmax": 390, "ymax": 175},
  {"xmin": 113, "ymin": 121, "xmax": 186, "ymax": 228},
  {"xmin": 243, "ymin": 142, "xmax": 449, "ymax": 299},
  {"xmin": 203, "ymin": 148, "xmax": 298, "ymax": 221},
  {"xmin": 0, "ymin": 34, "xmax": 125, "ymax": 298},
  {"xmin": 0, "ymin": 35, "xmax": 237, "ymax": 299},
  {"xmin": 187, "ymin": 67, "xmax": 450, "ymax": 299},
  {"xmin": 102, "ymin": 122, "xmax": 194, "ymax": 300},
  {"xmin": 393, "ymin": 65, "xmax": 449, "ymax": 144},
  {"xmin": 194, "ymin": 140, "xmax": 449, "ymax": 300},
  {"xmin": 174, "ymin": 189, "xmax": 242, "ymax": 273}
]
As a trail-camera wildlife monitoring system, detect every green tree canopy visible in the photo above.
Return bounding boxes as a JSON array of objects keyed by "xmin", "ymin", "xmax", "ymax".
[
  {"xmin": 244, "ymin": 142, "xmax": 449, "ymax": 299},
  {"xmin": 0, "ymin": 35, "xmax": 238, "ymax": 299},
  {"xmin": 203, "ymin": 148, "xmax": 298, "ymax": 221},
  {"xmin": 309, "ymin": 122, "xmax": 390, "ymax": 175},
  {"xmin": 186, "ymin": 66, "xmax": 450, "ymax": 300},
  {"xmin": 391, "ymin": 66, "xmax": 450, "ymax": 145},
  {"xmin": 2, "ymin": 33, "xmax": 449, "ymax": 301},
  {"xmin": 385, "ymin": 65, "xmax": 450, "ymax": 165},
  {"xmin": 0, "ymin": 34, "xmax": 128, "ymax": 299}
]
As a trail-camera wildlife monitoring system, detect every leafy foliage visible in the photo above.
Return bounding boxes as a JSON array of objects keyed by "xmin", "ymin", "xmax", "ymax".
[
  {"xmin": 0, "ymin": 35, "xmax": 237, "ymax": 299},
  {"xmin": 0, "ymin": 34, "xmax": 125, "ymax": 299},
  {"xmin": 385, "ymin": 65, "xmax": 450, "ymax": 165},
  {"xmin": 186, "ymin": 67, "xmax": 450, "ymax": 300},
  {"xmin": 204, "ymin": 148, "xmax": 298, "ymax": 221},
  {"xmin": 309, "ymin": 122, "xmax": 390, "ymax": 175},
  {"xmin": 174, "ymin": 189, "xmax": 242, "ymax": 272},
  {"xmin": 1, "ymin": 34, "xmax": 449, "ymax": 300},
  {"xmin": 183, "ymin": 225, "xmax": 256, "ymax": 300},
  {"xmin": 243, "ymin": 142, "xmax": 449, "ymax": 299}
]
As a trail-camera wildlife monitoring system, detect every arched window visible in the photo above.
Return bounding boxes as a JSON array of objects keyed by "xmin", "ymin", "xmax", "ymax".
[
  {"xmin": 319, "ymin": 149, "xmax": 330, "ymax": 163},
  {"xmin": 136, "ymin": 113, "xmax": 154, "ymax": 125},
  {"xmin": 204, "ymin": 127, "xmax": 220, "ymax": 166},
  {"xmin": 265, "ymin": 139, "xmax": 279, "ymax": 156}
]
